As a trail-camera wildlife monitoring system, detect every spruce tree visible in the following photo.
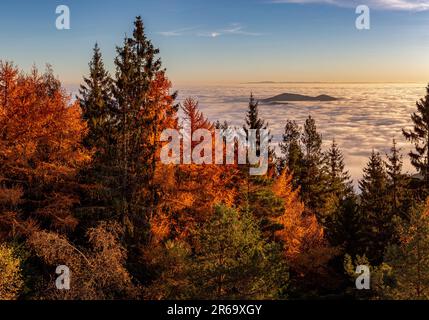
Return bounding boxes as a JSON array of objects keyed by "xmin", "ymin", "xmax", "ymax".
[
  {"xmin": 279, "ymin": 120, "xmax": 303, "ymax": 186},
  {"xmin": 79, "ymin": 43, "xmax": 113, "ymax": 153},
  {"xmin": 323, "ymin": 139, "xmax": 356, "ymax": 251},
  {"xmin": 385, "ymin": 139, "xmax": 407, "ymax": 217},
  {"xmin": 77, "ymin": 44, "xmax": 117, "ymax": 225},
  {"xmin": 325, "ymin": 139, "xmax": 353, "ymax": 199},
  {"xmin": 77, "ymin": 18, "xmax": 178, "ymax": 279},
  {"xmin": 403, "ymin": 84, "xmax": 429, "ymax": 191},
  {"xmin": 300, "ymin": 115, "xmax": 328, "ymax": 220},
  {"xmin": 243, "ymin": 93, "xmax": 273, "ymax": 159},
  {"xmin": 383, "ymin": 202, "xmax": 429, "ymax": 299},
  {"xmin": 242, "ymin": 94, "xmax": 278, "ymax": 236},
  {"xmin": 112, "ymin": 16, "xmax": 178, "ymax": 242},
  {"xmin": 358, "ymin": 151, "xmax": 391, "ymax": 263},
  {"xmin": 191, "ymin": 205, "xmax": 287, "ymax": 299}
]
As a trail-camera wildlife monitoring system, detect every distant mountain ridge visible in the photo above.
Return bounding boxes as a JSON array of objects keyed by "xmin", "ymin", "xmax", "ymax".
[{"xmin": 261, "ymin": 93, "xmax": 339, "ymax": 103}]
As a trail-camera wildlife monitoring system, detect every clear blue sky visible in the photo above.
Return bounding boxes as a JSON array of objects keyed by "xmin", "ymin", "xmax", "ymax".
[{"xmin": 1, "ymin": 0, "xmax": 429, "ymax": 85}]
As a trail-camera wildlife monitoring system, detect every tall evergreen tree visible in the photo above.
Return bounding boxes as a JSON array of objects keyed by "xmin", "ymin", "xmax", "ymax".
[
  {"xmin": 385, "ymin": 139, "xmax": 407, "ymax": 217},
  {"xmin": 77, "ymin": 44, "xmax": 117, "ymax": 225},
  {"xmin": 383, "ymin": 202, "xmax": 429, "ymax": 299},
  {"xmin": 79, "ymin": 43, "xmax": 113, "ymax": 153},
  {"xmin": 300, "ymin": 115, "xmax": 328, "ymax": 220},
  {"xmin": 279, "ymin": 120, "xmax": 303, "ymax": 186},
  {"xmin": 191, "ymin": 205, "xmax": 287, "ymax": 299},
  {"xmin": 325, "ymin": 139, "xmax": 353, "ymax": 199},
  {"xmin": 242, "ymin": 94, "xmax": 278, "ymax": 236},
  {"xmin": 403, "ymin": 84, "xmax": 429, "ymax": 191},
  {"xmin": 243, "ymin": 93, "xmax": 273, "ymax": 159},
  {"xmin": 323, "ymin": 139, "xmax": 356, "ymax": 252},
  {"xmin": 112, "ymin": 17, "xmax": 178, "ymax": 242},
  {"xmin": 358, "ymin": 151, "xmax": 391, "ymax": 263},
  {"xmin": 244, "ymin": 93, "xmax": 266, "ymax": 131},
  {"xmin": 77, "ymin": 19, "xmax": 178, "ymax": 284}
]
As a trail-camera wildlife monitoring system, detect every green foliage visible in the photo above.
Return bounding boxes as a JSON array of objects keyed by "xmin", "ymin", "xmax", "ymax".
[
  {"xmin": 358, "ymin": 151, "xmax": 392, "ymax": 263},
  {"xmin": 300, "ymin": 116, "xmax": 330, "ymax": 221},
  {"xmin": 383, "ymin": 203, "xmax": 429, "ymax": 299},
  {"xmin": 191, "ymin": 205, "xmax": 288, "ymax": 299},
  {"xmin": 279, "ymin": 120, "xmax": 304, "ymax": 187},
  {"xmin": 344, "ymin": 254, "xmax": 394, "ymax": 300},
  {"xmin": 385, "ymin": 139, "xmax": 411, "ymax": 220},
  {"xmin": 403, "ymin": 84, "xmax": 429, "ymax": 190},
  {"xmin": 79, "ymin": 43, "xmax": 114, "ymax": 153}
]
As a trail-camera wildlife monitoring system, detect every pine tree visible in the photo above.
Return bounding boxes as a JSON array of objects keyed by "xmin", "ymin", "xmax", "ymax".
[
  {"xmin": 383, "ymin": 202, "xmax": 429, "ymax": 299},
  {"xmin": 385, "ymin": 139, "xmax": 408, "ymax": 218},
  {"xmin": 358, "ymin": 151, "xmax": 391, "ymax": 263},
  {"xmin": 77, "ymin": 44, "xmax": 117, "ymax": 225},
  {"xmin": 323, "ymin": 139, "xmax": 359, "ymax": 254},
  {"xmin": 244, "ymin": 93, "xmax": 266, "ymax": 132},
  {"xmin": 191, "ymin": 205, "xmax": 287, "ymax": 299},
  {"xmin": 403, "ymin": 84, "xmax": 429, "ymax": 191},
  {"xmin": 325, "ymin": 139, "xmax": 353, "ymax": 199},
  {"xmin": 326, "ymin": 195, "xmax": 361, "ymax": 255},
  {"xmin": 111, "ymin": 17, "xmax": 178, "ymax": 243},
  {"xmin": 322, "ymin": 139, "xmax": 354, "ymax": 224},
  {"xmin": 79, "ymin": 43, "xmax": 113, "ymax": 153},
  {"xmin": 279, "ymin": 120, "xmax": 303, "ymax": 186},
  {"xmin": 300, "ymin": 115, "xmax": 328, "ymax": 221},
  {"xmin": 243, "ymin": 93, "xmax": 273, "ymax": 160}
]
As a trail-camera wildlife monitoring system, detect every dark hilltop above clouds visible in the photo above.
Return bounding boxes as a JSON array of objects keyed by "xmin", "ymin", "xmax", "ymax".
[{"xmin": 261, "ymin": 93, "xmax": 339, "ymax": 104}]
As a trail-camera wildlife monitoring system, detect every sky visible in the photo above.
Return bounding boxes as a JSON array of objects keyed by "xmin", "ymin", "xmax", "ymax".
[{"xmin": 2, "ymin": 0, "xmax": 429, "ymax": 85}]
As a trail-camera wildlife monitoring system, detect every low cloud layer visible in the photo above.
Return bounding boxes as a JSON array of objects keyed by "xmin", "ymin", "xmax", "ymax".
[{"xmin": 176, "ymin": 83, "xmax": 425, "ymax": 186}]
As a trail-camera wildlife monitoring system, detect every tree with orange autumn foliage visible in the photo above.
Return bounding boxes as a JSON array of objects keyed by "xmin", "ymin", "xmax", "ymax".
[
  {"xmin": 272, "ymin": 170, "xmax": 338, "ymax": 296},
  {"xmin": 0, "ymin": 61, "xmax": 90, "ymax": 239},
  {"xmin": 150, "ymin": 97, "xmax": 239, "ymax": 242}
]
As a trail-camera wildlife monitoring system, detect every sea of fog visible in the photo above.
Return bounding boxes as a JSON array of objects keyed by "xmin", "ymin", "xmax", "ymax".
[{"xmin": 175, "ymin": 83, "xmax": 427, "ymax": 185}]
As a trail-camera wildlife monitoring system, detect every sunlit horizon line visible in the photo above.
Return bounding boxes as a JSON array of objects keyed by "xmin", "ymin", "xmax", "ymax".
[{"xmin": 63, "ymin": 80, "xmax": 429, "ymax": 88}]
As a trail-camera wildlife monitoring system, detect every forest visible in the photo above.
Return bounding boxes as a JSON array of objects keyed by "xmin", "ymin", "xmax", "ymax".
[{"xmin": 1, "ymin": 16, "xmax": 429, "ymax": 300}]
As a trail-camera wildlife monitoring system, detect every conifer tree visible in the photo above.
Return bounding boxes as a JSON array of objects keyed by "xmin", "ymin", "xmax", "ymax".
[
  {"xmin": 358, "ymin": 151, "xmax": 391, "ymax": 263},
  {"xmin": 111, "ymin": 17, "xmax": 178, "ymax": 242},
  {"xmin": 300, "ymin": 115, "xmax": 328, "ymax": 220},
  {"xmin": 244, "ymin": 93, "xmax": 265, "ymax": 132},
  {"xmin": 326, "ymin": 195, "xmax": 361, "ymax": 255},
  {"xmin": 279, "ymin": 120, "xmax": 303, "ymax": 186},
  {"xmin": 243, "ymin": 93, "xmax": 273, "ymax": 159},
  {"xmin": 241, "ymin": 94, "xmax": 278, "ymax": 236},
  {"xmin": 383, "ymin": 202, "xmax": 429, "ymax": 299},
  {"xmin": 181, "ymin": 97, "xmax": 213, "ymax": 148},
  {"xmin": 403, "ymin": 84, "xmax": 429, "ymax": 191},
  {"xmin": 323, "ymin": 139, "xmax": 358, "ymax": 253},
  {"xmin": 0, "ymin": 62, "xmax": 89, "ymax": 236},
  {"xmin": 191, "ymin": 205, "xmax": 287, "ymax": 299},
  {"xmin": 77, "ymin": 44, "xmax": 117, "ymax": 226},
  {"xmin": 272, "ymin": 170, "xmax": 338, "ymax": 297},
  {"xmin": 79, "ymin": 43, "xmax": 113, "ymax": 153},
  {"xmin": 385, "ymin": 139, "xmax": 407, "ymax": 217},
  {"xmin": 325, "ymin": 139, "xmax": 353, "ymax": 199}
]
